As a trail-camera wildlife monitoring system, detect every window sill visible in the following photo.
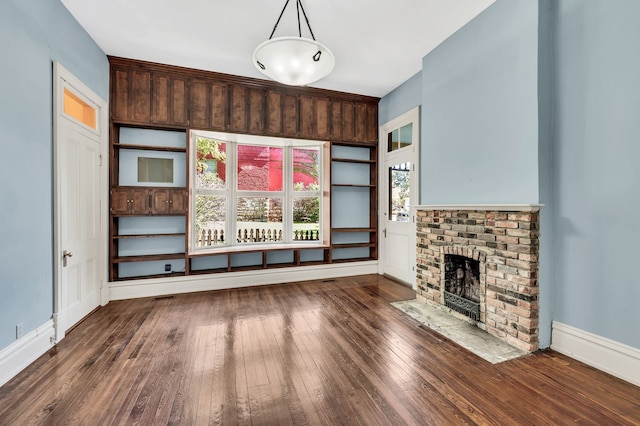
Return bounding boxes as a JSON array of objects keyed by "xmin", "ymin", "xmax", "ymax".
[{"xmin": 189, "ymin": 242, "xmax": 330, "ymax": 257}]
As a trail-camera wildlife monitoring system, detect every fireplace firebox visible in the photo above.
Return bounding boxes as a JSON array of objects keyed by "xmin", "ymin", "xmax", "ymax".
[{"xmin": 444, "ymin": 255, "xmax": 481, "ymax": 320}]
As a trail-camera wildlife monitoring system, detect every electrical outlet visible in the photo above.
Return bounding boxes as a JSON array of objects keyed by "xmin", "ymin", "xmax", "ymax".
[
  {"xmin": 16, "ymin": 323, "xmax": 23, "ymax": 339},
  {"xmin": 164, "ymin": 264, "xmax": 171, "ymax": 272}
]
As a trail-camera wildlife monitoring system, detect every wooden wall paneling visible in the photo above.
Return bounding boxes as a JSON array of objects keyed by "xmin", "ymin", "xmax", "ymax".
[
  {"xmin": 355, "ymin": 103, "xmax": 368, "ymax": 142},
  {"xmin": 283, "ymin": 94, "xmax": 299, "ymax": 137},
  {"xmin": 266, "ymin": 90, "xmax": 283, "ymax": 136},
  {"xmin": 366, "ymin": 103, "xmax": 378, "ymax": 143},
  {"xmin": 230, "ymin": 84, "xmax": 249, "ymax": 133},
  {"xmin": 189, "ymin": 79, "xmax": 210, "ymax": 129},
  {"xmin": 131, "ymin": 69, "xmax": 152, "ymax": 123},
  {"xmin": 249, "ymin": 88, "xmax": 265, "ymax": 134},
  {"xmin": 210, "ymin": 82, "xmax": 227, "ymax": 131},
  {"xmin": 112, "ymin": 68, "xmax": 130, "ymax": 121},
  {"xmin": 300, "ymin": 95, "xmax": 316, "ymax": 139},
  {"xmin": 316, "ymin": 97, "xmax": 330, "ymax": 140},
  {"xmin": 342, "ymin": 101, "xmax": 356, "ymax": 142},
  {"xmin": 329, "ymin": 100, "xmax": 342, "ymax": 141}
]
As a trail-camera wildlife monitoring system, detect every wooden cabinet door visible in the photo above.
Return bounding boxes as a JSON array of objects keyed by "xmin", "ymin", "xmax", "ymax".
[
  {"xmin": 152, "ymin": 73, "xmax": 189, "ymax": 127},
  {"xmin": 130, "ymin": 70, "xmax": 152, "ymax": 123},
  {"xmin": 111, "ymin": 67, "xmax": 130, "ymax": 122},
  {"xmin": 169, "ymin": 189, "xmax": 187, "ymax": 214},
  {"xmin": 170, "ymin": 76, "xmax": 189, "ymax": 126},
  {"xmin": 341, "ymin": 101, "xmax": 356, "ymax": 142},
  {"xmin": 189, "ymin": 79, "xmax": 210, "ymax": 129},
  {"xmin": 111, "ymin": 187, "xmax": 150, "ymax": 215},
  {"xmin": 316, "ymin": 97, "xmax": 330, "ymax": 140},
  {"xmin": 366, "ymin": 103, "xmax": 378, "ymax": 143},
  {"xmin": 266, "ymin": 90, "xmax": 283, "ymax": 136},
  {"xmin": 111, "ymin": 187, "xmax": 132, "ymax": 215},
  {"xmin": 229, "ymin": 84, "xmax": 249, "ymax": 133},
  {"xmin": 150, "ymin": 188, "xmax": 186, "ymax": 214},
  {"xmin": 131, "ymin": 188, "xmax": 151, "ymax": 214},
  {"xmin": 150, "ymin": 189, "xmax": 171, "ymax": 215},
  {"xmin": 329, "ymin": 100, "xmax": 342, "ymax": 141},
  {"xmin": 300, "ymin": 95, "xmax": 315, "ymax": 139},
  {"xmin": 111, "ymin": 67, "xmax": 152, "ymax": 124},
  {"xmin": 355, "ymin": 103, "xmax": 368, "ymax": 143},
  {"xmin": 249, "ymin": 88, "xmax": 265, "ymax": 134},
  {"xmin": 283, "ymin": 94, "xmax": 298, "ymax": 138},
  {"xmin": 210, "ymin": 82, "xmax": 227, "ymax": 131}
]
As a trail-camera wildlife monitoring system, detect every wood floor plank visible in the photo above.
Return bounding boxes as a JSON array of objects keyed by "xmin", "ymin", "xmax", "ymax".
[{"xmin": 1, "ymin": 274, "xmax": 639, "ymax": 425}]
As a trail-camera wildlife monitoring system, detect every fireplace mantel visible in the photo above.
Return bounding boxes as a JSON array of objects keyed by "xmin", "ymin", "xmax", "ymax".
[{"xmin": 413, "ymin": 204, "xmax": 543, "ymax": 212}]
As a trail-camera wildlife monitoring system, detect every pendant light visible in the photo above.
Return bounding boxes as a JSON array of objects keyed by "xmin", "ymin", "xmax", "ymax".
[{"xmin": 253, "ymin": 0, "xmax": 335, "ymax": 86}]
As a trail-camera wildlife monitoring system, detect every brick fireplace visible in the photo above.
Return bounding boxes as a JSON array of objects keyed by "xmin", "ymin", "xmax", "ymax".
[{"xmin": 415, "ymin": 206, "xmax": 540, "ymax": 352}]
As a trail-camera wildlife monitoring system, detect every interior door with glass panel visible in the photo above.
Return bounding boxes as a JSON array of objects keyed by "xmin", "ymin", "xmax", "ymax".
[{"xmin": 380, "ymin": 108, "xmax": 419, "ymax": 287}]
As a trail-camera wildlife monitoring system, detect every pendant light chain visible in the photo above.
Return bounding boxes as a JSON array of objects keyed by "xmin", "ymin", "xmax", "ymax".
[
  {"xmin": 298, "ymin": 0, "xmax": 316, "ymax": 40},
  {"xmin": 268, "ymin": 0, "xmax": 317, "ymax": 41}
]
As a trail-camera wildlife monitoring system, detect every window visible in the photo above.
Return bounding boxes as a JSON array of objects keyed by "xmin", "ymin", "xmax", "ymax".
[
  {"xmin": 387, "ymin": 122, "xmax": 413, "ymax": 152},
  {"xmin": 191, "ymin": 131, "xmax": 329, "ymax": 253},
  {"xmin": 63, "ymin": 87, "xmax": 97, "ymax": 130}
]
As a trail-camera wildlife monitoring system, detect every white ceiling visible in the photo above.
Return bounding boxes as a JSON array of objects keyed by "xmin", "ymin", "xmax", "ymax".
[{"xmin": 61, "ymin": 0, "xmax": 495, "ymax": 98}]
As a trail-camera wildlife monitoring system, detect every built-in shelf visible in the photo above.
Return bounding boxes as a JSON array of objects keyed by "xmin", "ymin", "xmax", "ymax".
[
  {"xmin": 113, "ymin": 143, "xmax": 186, "ymax": 153},
  {"xmin": 331, "ymin": 243, "xmax": 376, "ymax": 249},
  {"xmin": 331, "ymin": 183, "xmax": 375, "ymax": 188},
  {"xmin": 113, "ymin": 253, "xmax": 186, "ymax": 263},
  {"xmin": 114, "ymin": 233, "xmax": 186, "ymax": 239},
  {"xmin": 113, "ymin": 271, "xmax": 186, "ymax": 281},
  {"xmin": 331, "ymin": 157, "xmax": 375, "ymax": 164},
  {"xmin": 332, "ymin": 227, "xmax": 376, "ymax": 233}
]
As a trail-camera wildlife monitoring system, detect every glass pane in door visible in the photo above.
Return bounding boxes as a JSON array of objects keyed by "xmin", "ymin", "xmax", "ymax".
[
  {"xmin": 387, "ymin": 123, "xmax": 413, "ymax": 152},
  {"xmin": 388, "ymin": 162, "xmax": 411, "ymax": 222}
]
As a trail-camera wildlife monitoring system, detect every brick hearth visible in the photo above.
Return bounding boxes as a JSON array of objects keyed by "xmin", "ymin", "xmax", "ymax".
[{"xmin": 415, "ymin": 208, "xmax": 540, "ymax": 352}]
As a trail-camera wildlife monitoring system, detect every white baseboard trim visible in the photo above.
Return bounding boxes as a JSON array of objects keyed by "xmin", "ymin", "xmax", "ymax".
[
  {"xmin": 110, "ymin": 261, "xmax": 378, "ymax": 301},
  {"xmin": 0, "ymin": 320, "xmax": 55, "ymax": 387},
  {"xmin": 551, "ymin": 321, "xmax": 640, "ymax": 387}
]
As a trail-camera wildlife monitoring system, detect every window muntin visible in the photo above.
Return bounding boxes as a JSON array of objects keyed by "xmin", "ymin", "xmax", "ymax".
[{"xmin": 191, "ymin": 131, "xmax": 325, "ymax": 253}]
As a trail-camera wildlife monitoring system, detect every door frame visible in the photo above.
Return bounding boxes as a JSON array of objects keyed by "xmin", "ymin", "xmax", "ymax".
[
  {"xmin": 378, "ymin": 106, "xmax": 420, "ymax": 289},
  {"xmin": 53, "ymin": 62, "xmax": 109, "ymax": 342}
]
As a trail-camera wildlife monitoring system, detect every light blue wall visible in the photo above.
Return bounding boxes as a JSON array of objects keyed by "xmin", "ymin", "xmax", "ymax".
[
  {"xmin": 537, "ymin": 0, "xmax": 554, "ymax": 349},
  {"xmin": 552, "ymin": 0, "xmax": 640, "ymax": 349},
  {"xmin": 0, "ymin": 0, "xmax": 108, "ymax": 349},
  {"xmin": 378, "ymin": 71, "xmax": 422, "ymax": 125},
  {"xmin": 421, "ymin": 1, "xmax": 540, "ymax": 205}
]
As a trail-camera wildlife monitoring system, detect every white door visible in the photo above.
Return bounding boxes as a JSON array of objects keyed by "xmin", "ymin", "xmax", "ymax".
[
  {"xmin": 54, "ymin": 63, "xmax": 107, "ymax": 340},
  {"xmin": 380, "ymin": 107, "xmax": 419, "ymax": 287}
]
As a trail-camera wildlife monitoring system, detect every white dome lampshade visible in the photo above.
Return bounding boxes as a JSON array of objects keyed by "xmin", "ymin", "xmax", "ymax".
[{"xmin": 253, "ymin": 36, "xmax": 335, "ymax": 86}]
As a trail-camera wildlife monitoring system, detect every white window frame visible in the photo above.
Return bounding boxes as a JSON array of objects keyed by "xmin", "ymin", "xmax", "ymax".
[{"xmin": 189, "ymin": 130, "xmax": 329, "ymax": 255}]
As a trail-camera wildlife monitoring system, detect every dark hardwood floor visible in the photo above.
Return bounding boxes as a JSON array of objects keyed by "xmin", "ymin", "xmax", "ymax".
[{"xmin": 1, "ymin": 274, "xmax": 639, "ymax": 425}]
